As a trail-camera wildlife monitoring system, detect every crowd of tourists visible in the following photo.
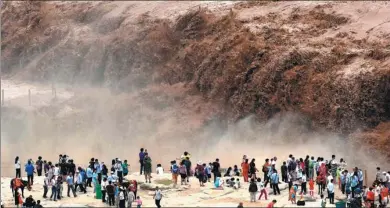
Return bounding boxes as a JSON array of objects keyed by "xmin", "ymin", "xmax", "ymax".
[{"xmin": 8, "ymin": 149, "xmax": 390, "ymax": 208}]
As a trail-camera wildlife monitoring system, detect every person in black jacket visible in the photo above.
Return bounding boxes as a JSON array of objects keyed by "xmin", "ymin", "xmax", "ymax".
[
  {"xmin": 249, "ymin": 179, "xmax": 258, "ymax": 202},
  {"xmin": 281, "ymin": 161, "xmax": 288, "ymax": 183},
  {"xmin": 23, "ymin": 195, "xmax": 36, "ymax": 208},
  {"xmin": 304, "ymin": 155, "xmax": 310, "ymax": 178}
]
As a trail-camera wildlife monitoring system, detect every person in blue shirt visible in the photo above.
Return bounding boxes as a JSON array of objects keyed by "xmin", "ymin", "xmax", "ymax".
[
  {"xmin": 86, "ymin": 167, "xmax": 93, "ymax": 188},
  {"xmin": 271, "ymin": 169, "xmax": 280, "ymax": 195},
  {"xmin": 66, "ymin": 173, "xmax": 77, "ymax": 197},
  {"xmin": 139, "ymin": 148, "xmax": 145, "ymax": 175},
  {"xmin": 75, "ymin": 171, "xmax": 86, "ymax": 194},
  {"xmin": 25, "ymin": 161, "xmax": 35, "ymax": 185},
  {"xmin": 92, "ymin": 170, "xmax": 98, "ymax": 193}
]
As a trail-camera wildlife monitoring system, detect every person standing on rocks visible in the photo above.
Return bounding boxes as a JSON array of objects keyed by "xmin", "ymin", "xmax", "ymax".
[
  {"xmin": 212, "ymin": 159, "xmax": 221, "ymax": 183},
  {"xmin": 154, "ymin": 186, "xmax": 162, "ymax": 208},
  {"xmin": 123, "ymin": 160, "xmax": 129, "ymax": 177},
  {"xmin": 241, "ymin": 159, "xmax": 249, "ymax": 183},
  {"xmin": 115, "ymin": 159, "xmax": 124, "ymax": 184},
  {"xmin": 143, "ymin": 153, "xmax": 152, "ymax": 183},
  {"xmin": 139, "ymin": 148, "xmax": 145, "ymax": 175}
]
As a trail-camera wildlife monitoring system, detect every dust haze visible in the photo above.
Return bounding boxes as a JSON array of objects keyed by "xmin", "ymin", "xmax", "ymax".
[{"xmin": 1, "ymin": 84, "xmax": 386, "ymax": 180}]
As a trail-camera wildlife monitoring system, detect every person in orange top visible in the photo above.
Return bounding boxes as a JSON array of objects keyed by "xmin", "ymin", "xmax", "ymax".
[
  {"xmin": 309, "ymin": 178, "xmax": 315, "ymax": 196},
  {"xmin": 380, "ymin": 185, "xmax": 389, "ymax": 206},
  {"xmin": 241, "ymin": 159, "xmax": 249, "ymax": 182},
  {"xmin": 366, "ymin": 187, "xmax": 375, "ymax": 204}
]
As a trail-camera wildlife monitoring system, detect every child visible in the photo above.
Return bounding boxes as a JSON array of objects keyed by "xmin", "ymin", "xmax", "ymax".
[
  {"xmin": 206, "ymin": 163, "xmax": 212, "ymax": 182},
  {"xmin": 233, "ymin": 165, "xmax": 240, "ymax": 176},
  {"xmin": 136, "ymin": 196, "xmax": 142, "ymax": 208},
  {"xmin": 309, "ymin": 178, "xmax": 315, "ymax": 197},
  {"xmin": 249, "ymin": 179, "xmax": 258, "ymax": 202},
  {"xmin": 320, "ymin": 194, "xmax": 326, "ymax": 208},
  {"xmin": 179, "ymin": 162, "xmax": 187, "ymax": 185},
  {"xmin": 230, "ymin": 177, "xmax": 235, "ymax": 187},
  {"xmin": 233, "ymin": 178, "xmax": 241, "ymax": 190},
  {"xmin": 289, "ymin": 184, "xmax": 298, "ymax": 204},
  {"xmin": 156, "ymin": 164, "xmax": 164, "ymax": 176},
  {"xmin": 257, "ymin": 178, "xmax": 267, "ymax": 200}
]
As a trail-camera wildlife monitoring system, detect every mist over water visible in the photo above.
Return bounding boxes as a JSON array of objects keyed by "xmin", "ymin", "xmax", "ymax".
[{"xmin": 1, "ymin": 83, "xmax": 386, "ymax": 181}]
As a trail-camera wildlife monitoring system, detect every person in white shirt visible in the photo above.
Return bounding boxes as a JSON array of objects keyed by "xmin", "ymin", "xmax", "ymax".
[
  {"xmin": 115, "ymin": 160, "xmax": 124, "ymax": 184},
  {"xmin": 15, "ymin": 157, "xmax": 21, "ymax": 178},
  {"xmin": 101, "ymin": 178, "xmax": 108, "ymax": 203},
  {"xmin": 127, "ymin": 190, "xmax": 135, "ymax": 208},
  {"xmin": 154, "ymin": 186, "xmax": 163, "ymax": 208},
  {"xmin": 156, "ymin": 164, "xmax": 164, "ymax": 176},
  {"xmin": 43, "ymin": 174, "xmax": 49, "ymax": 198},
  {"xmin": 53, "ymin": 164, "xmax": 60, "ymax": 179},
  {"xmin": 118, "ymin": 187, "xmax": 126, "ymax": 208},
  {"xmin": 327, "ymin": 179, "xmax": 335, "ymax": 204},
  {"xmin": 327, "ymin": 174, "xmax": 333, "ymax": 185},
  {"xmin": 271, "ymin": 157, "xmax": 277, "ymax": 166},
  {"xmin": 301, "ymin": 173, "xmax": 307, "ymax": 195}
]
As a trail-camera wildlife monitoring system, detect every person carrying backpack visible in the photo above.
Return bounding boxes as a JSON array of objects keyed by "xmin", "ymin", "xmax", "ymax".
[{"xmin": 171, "ymin": 161, "xmax": 179, "ymax": 187}]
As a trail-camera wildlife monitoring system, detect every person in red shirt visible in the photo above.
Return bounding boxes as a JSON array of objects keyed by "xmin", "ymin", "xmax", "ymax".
[
  {"xmin": 267, "ymin": 200, "xmax": 277, "ymax": 208},
  {"xmin": 241, "ymin": 159, "xmax": 249, "ymax": 182},
  {"xmin": 309, "ymin": 178, "xmax": 315, "ymax": 196}
]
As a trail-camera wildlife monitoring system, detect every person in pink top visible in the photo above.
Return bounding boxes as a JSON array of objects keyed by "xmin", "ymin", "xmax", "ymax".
[
  {"xmin": 136, "ymin": 196, "xmax": 142, "ymax": 208},
  {"xmin": 267, "ymin": 200, "xmax": 277, "ymax": 208}
]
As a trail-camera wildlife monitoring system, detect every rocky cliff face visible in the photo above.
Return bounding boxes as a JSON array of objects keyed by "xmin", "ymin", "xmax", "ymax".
[{"xmin": 1, "ymin": 1, "xmax": 390, "ymax": 159}]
